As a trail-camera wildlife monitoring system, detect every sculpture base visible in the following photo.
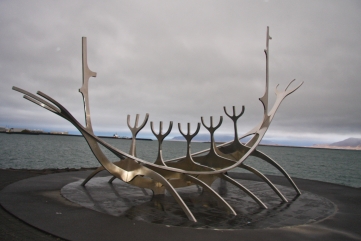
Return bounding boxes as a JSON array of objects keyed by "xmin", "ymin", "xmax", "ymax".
[
  {"xmin": 62, "ymin": 176, "xmax": 335, "ymax": 229},
  {"xmin": 1, "ymin": 170, "xmax": 360, "ymax": 241}
]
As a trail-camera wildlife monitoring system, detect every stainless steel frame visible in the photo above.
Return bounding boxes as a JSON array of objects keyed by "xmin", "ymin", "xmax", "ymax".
[{"xmin": 13, "ymin": 27, "xmax": 303, "ymax": 222}]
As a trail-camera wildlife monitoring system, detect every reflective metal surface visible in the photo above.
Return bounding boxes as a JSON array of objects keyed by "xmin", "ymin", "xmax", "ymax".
[
  {"xmin": 62, "ymin": 176, "xmax": 335, "ymax": 229},
  {"xmin": 13, "ymin": 27, "xmax": 303, "ymax": 222}
]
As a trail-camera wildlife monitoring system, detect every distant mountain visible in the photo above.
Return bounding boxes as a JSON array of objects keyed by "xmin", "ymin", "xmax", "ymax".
[
  {"xmin": 312, "ymin": 138, "xmax": 361, "ymax": 150},
  {"xmin": 171, "ymin": 134, "xmax": 233, "ymax": 142},
  {"xmin": 329, "ymin": 138, "xmax": 361, "ymax": 147},
  {"xmin": 171, "ymin": 134, "xmax": 276, "ymax": 145}
]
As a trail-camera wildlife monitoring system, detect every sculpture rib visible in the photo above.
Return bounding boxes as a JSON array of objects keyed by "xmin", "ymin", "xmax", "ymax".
[
  {"xmin": 249, "ymin": 149, "xmax": 301, "ymax": 195},
  {"xmin": 219, "ymin": 174, "xmax": 267, "ymax": 209},
  {"xmin": 185, "ymin": 175, "xmax": 236, "ymax": 216},
  {"xmin": 240, "ymin": 164, "xmax": 288, "ymax": 202}
]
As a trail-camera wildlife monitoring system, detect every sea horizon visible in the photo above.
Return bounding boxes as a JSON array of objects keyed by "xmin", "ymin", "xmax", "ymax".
[{"xmin": 0, "ymin": 133, "xmax": 360, "ymax": 188}]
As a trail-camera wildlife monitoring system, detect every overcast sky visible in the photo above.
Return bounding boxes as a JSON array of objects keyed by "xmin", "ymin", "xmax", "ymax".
[{"xmin": 0, "ymin": 0, "xmax": 360, "ymax": 146}]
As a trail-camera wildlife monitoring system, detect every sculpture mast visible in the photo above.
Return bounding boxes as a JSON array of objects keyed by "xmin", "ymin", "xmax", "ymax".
[
  {"xmin": 259, "ymin": 26, "xmax": 272, "ymax": 115},
  {"xmin": 79, "ymin": 37, "xmax": 97, "ymax": 132}
]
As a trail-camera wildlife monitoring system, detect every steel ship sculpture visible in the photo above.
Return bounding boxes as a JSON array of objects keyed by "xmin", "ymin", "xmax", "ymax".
[{"xmin": 13, "ymin": 27, "xmax": 303, "ymax": 222}]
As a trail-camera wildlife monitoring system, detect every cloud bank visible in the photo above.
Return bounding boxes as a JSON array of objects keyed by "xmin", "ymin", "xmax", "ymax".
[{"xmin": 1, "ymin": 0, "xmax": 360, "ymax": 146}]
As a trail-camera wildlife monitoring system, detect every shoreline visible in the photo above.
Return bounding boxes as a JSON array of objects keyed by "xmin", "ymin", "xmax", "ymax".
[
  {"xmin": 0, "ymin": 132, "xmax": 152, "ymax": 141},
  {"xmin": 0, "ymin": 167, "xmax": 97, "ymax": 174},
  {"xmin": 2, "ymin": 132, "xmax": 360, "ymax": 150}
]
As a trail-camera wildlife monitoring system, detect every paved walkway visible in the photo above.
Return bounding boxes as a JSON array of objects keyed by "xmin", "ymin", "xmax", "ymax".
[{"xmin": 0, "ymin": 169, "xmax": 93, "ymax": 241}]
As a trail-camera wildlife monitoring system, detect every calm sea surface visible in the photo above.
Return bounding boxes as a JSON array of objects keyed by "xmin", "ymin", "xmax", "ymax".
[{"xmin": 0, "ymin": 133, "xmax": 360, "ymax": 188}]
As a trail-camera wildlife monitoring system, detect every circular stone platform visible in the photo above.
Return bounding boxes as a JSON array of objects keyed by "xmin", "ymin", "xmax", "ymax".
[
  {"xmin": 1, "ymin": 170, "xmax": 360, "ymax": 241},
  {"xmin": 61, "ymin": 176, "xmax": 335, "ymax": 229}
]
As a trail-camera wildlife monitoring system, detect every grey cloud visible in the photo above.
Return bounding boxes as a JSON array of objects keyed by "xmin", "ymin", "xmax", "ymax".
[{"xmin": 1, "ymin": 0, "xmax": 361, "ymax": 146}]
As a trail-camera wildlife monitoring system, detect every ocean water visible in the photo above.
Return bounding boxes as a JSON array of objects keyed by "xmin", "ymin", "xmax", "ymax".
[{"xmin": 0, "ymin": 133, "xmax": 360, "ymax": 188}]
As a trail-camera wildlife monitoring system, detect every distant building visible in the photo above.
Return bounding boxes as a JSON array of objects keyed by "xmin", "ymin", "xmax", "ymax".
[
  {"xmin": 6, "ymin": 128, "xmax": 44, "ymax": 133},
  {"xmin": 7, "ymin": 128, "xmax": 25, "ymax": 133}
]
